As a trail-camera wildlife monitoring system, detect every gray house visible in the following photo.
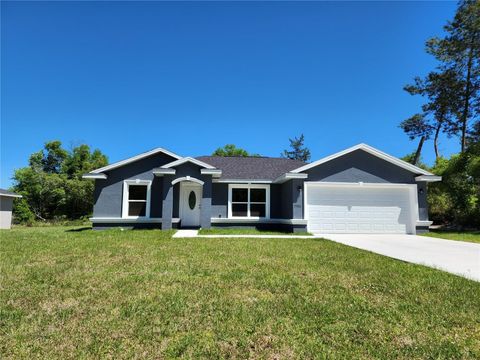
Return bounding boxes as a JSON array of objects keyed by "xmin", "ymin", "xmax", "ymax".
[{"xmin": 83, "ymin": 144, "xmax": 441, "ymax": 234}]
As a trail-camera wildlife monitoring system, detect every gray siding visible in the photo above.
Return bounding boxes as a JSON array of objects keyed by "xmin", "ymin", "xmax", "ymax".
[
  {"xmin": 211, "ymin": 183, "xmax": 228, "ymax": 218},
  {"xmin": 417, "ymin": 181, "xmax": 428, "ymax": 221},
  {"xmin": 305, "ymin": 149, "xmax": 416, "ymax": 184},
  {"xmin": 304, "ymin": 149, "xmax": 428, "ymax": 222},
  {"xmin": 210, "ymin": 183, "xmax": 291, "ymax": 220},
  {"xmin": 93, "ymin": 152, "xmax": 177, "ymax": 218}
]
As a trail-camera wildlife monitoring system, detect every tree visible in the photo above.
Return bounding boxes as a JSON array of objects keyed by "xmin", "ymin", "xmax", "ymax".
[
  {"xmin": 281, "ymin": 134, "xmax": 311, "ymax": 162},
  {"xmin": 28, "ymin": 140, "xmax": 69, "ymax": 174},
  {"xmin": 426, "ymin": 0, "xmax": 480, "ymax": 152},
  {"xmin": 399, "ymin": 114, "xmax": 432, "ymax": 165},
  {"xmin": 402, "ymin": 70, "xmax": 462, "ymax": 161},
  {"xmin": 428, "ymin": 143, "xmax": 480, "ymax": 227},
  {"xmin": 212, "ymin": 144, "xmax": 254, "ymax": 157},
  {"xmin": 12, "ymin": 141, "xmax": 108, "ymax": 222}
]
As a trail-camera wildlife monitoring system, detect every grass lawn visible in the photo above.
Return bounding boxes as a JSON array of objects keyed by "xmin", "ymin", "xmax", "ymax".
[
  {"xmin": 423, "ymin": 230, "xmax": 480, "ymax": 244},
  {"xmin": 1, "ymin": 227, "xmax": 479, "ymax": 359},
  {"xmin": 198, "ymin": 228, "xmax": 312, "ymax": 236}
]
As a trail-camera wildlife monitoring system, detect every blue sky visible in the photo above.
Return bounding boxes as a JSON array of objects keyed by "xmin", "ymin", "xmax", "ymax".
[{"xmin": 1, "ymin": 1, "xmax": 459, "ymax": 187}]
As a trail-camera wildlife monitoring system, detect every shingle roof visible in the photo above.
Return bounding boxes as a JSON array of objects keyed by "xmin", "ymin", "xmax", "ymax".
[
  {"xmin": 0, "ymin": 188, "xmax": 22, "ymax": 198},
  {"xmin": 195, "ymin": 156, "xmax": 307, "ymax": 181}
]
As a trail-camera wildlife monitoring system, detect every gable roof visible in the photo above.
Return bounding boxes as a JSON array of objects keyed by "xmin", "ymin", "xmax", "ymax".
[
  {"xmin": 161, "ymin": 157, "xmax": 216, "ymax": 169},
  {"xmin": 0, "ymin": 188, "xmax": 22, "ymax": 198},
  {"xmin": 90, "ymin": 147, "xmax": 182, "ymax": 174},
  {"xmin": 290, "ymin": 143, "xmax": 434, "ymax": 176},
  {"xmin": 195, "ymin": 156, "xmax": 306, "ymax": 181}
]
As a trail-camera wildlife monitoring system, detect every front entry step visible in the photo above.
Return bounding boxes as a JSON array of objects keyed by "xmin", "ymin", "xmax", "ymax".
[{"xmin": 173, "ymin": 229, "xmax": 199, "ymax": 238}]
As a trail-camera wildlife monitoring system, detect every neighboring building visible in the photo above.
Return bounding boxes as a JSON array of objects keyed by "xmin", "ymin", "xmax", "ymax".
[
  {"xmin": 0, "ymin": 189, "xmax": 22, "ymax": 229},
  {"xmin": 83, "ymin": 144, "xmax": 441, "ymax": 234}
]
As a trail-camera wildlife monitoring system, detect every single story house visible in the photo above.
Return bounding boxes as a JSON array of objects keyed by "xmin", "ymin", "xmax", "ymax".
[
  {"xmin": 83, "ymin": 143, "xmax": 441, "ymax": 234},
  {"xmin": 0, "ymin": 189, "xmax": 22, "ymax": 229}
]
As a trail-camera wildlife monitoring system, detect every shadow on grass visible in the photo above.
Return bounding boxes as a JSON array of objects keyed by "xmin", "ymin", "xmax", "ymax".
[{"xmin": 66, "ymin": 227, "xmax": 92, "ymax": 232}]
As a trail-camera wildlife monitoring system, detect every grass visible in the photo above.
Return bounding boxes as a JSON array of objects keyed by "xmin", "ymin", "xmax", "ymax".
[
  {"xmin": 1, "ymin": 227, "xmax": 479, "ymax": 359},
  {"xmin": 198, "ymin": 228, "xmax": 312, "ymax": 236},
  {"xmin": 423, "ymin": 230, "xmax": 480, "ymax": 244}
]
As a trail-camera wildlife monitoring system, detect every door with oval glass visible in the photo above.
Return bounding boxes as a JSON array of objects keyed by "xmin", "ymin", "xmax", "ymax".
[{"xmin": 180, "ymin": 182, "xmax": 203, "ymax": 227}]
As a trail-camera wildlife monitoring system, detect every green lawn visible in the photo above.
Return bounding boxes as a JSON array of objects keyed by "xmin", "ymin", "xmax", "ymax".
[
  {"xmin": 1, "ymin": 227, "xmax": 479, "ymax": 359},
  {"xmin": 423, "ymin": 230, "xmax": 480, "ymax": 244},
  {"xmin": 198, "ymin": 228, "xmax": 312, "ymax": 236}
]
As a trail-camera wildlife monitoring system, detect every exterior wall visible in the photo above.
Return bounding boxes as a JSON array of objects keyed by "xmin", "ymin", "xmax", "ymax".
[
  {"xmin": 210, "ymin": 182, "xmax": 295, "ymax": 220},
  {"xmin": 305, "ymin": 149, "xmax": 417, "ymax": 184},
  {"xmin": 0, "ymin": 196, "xmax": 14, "ymax": 229},
  {"xmin": 93, "ymin": 152, "xmax": 175, "ymax": 218},
  {"xmin": 211, "ymin": 222, "xmax": 307, "ymax": 233},
  {"xmin": 303, "ymin": 149, "xmax": 430, "ymax": 229},
  {"xmin": 161, "ymin": 163, "xmax": 213, "ymax": 229},
  {"xmin": 416, "ymin": 181, "xmax": 428, "ymax": 221},
  {"xmin": 211, "ymin": 183, "xmax": 228, "ymax": 218}
]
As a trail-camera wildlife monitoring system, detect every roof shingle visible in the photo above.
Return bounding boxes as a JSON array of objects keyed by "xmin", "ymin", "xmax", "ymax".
[{"xmin": 195, "ymin": 156, "xmax": 306, "ymax": 181}]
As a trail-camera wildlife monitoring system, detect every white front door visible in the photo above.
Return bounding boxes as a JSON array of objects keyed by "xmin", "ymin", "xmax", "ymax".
[{"xmin": 180, "ymin": 183, "xmax": 202, "ymax": 227}]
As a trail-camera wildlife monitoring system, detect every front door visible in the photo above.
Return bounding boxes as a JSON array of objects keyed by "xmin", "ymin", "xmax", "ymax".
[{"xmin": 180, "ymin": 183, "xmax": 202, "ymax": 227}]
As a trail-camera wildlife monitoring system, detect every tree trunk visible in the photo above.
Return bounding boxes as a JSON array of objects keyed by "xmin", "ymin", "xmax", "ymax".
[
  {"xmin": 414, "ymin": 136, "xmax": 425, "ymax": 165},
  {"xmin": 434, "ymin": 120, "xmax": 443, "ymax": 161},
  {"xmin": 460, "ymin": 35, "xmax": 475, "ymax": 152}
]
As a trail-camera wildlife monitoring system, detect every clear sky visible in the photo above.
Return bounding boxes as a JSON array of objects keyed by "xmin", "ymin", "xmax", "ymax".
[{"xmin": 1, "ymin": 1, "xmax": 459, "ymax": 188}]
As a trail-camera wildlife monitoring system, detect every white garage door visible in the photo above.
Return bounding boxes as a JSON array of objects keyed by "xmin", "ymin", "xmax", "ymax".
[{"xmin": 306, "ymin": 184, "xmax": 415, "ymax": 234}]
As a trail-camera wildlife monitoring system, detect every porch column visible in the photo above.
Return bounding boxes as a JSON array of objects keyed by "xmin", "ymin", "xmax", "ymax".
[
  {"xmin": 162, "ymin": 175, "xmax": 173, "ymax": 230},
  {"xmin": 200, "ymin": 177, "xmax": 212, "ymax": 229}
]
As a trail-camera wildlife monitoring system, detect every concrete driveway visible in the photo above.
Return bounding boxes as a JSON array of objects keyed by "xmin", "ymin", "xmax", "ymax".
[{"xmin": 316, "ymin": 234, "xmax": 480, "ymax": 281}]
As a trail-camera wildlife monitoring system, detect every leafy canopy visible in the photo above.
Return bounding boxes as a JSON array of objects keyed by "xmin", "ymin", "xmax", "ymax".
[
  {"xmin": 281, "ymin": 134, "xmax": 311, "ymax": 162},
  {"xmin": 212, "ymin": 144, "xmax": 259, "ymax": 157},
  {"xmin": 12, "ymin": 141, "xmax": 108, "ymax": 223}
]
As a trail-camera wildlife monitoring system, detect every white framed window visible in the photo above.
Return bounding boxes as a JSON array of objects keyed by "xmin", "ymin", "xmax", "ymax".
[
  {"xmin": 122, "ymin": 180, "xmax": 152, "ymax": 218},
  {"xmin": 228, "ymin": 184, "xmax": 270, "ymax": 219}
]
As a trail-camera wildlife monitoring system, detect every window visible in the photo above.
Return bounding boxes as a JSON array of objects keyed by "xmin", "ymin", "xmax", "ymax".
[
  {"xmin": 122, "ymin": 180, "xmax": 151, "ymax": 218},
  {"xmin": 229, "ymin": 184, "xmax": 270, "ymax": 218}
]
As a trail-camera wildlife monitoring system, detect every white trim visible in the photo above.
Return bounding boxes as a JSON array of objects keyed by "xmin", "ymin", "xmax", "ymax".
[
  {"xmin": 90, "ymin": 148, "xmax": 182, "ymax": 174},
  {"xmin": 228, "ymin": 184, "xmax": 270, "ymax": 219},
  {"xmin": 162, "ymin": 157, "xmax": 216, "ymax": 169},
  {"xmin": 171, "ymin": 176, "xmax": 205, "ymax": 186},
  {"xmin": 82, "ymin": 173, "xmax": 107, "ymax": 179},
  {"xmin": 90, "ymin": 217, "xmax": 180, "ymax": 224},
  {"xmin": 211, "ymin": 218, "xmax": 307, "ymax": 225},
  {"xmin": 153, "ymin": 168, "xmax": 176, "ymax": 176},
  {"xmin": 415, "ymin": 175, "xmax": 442, "ymax": 182},
  {"xmin": 303, "ymin": 182, "xmax": 419, "ymax": 234},
  {"xmin": 0, "ymin": 193, "xmax": 22, "ymax": 198},
  {"xmin": 213, "ymin": 179, "xmax": 272, "ymax": 184},
  {"xmin": 291, "ymin": 143, "xmax": 433, "ymax": 176},
  {"xmin": 416, "ymin": 220, "xmax": 433, "ymax": 226},
  {"xmin": 200, "ymin": 169, "xmax": 222, "ymax": 177},
  {"xmin": 273, "ymin": 172, "xmax": 308, "ymax": 184},
  {"xmin": 121, "ymin": 180, "xmax": 152, "ymax": 219}
]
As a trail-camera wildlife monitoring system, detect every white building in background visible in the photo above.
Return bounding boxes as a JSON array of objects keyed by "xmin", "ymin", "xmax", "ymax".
[{"xmin": 0, "ymin": 189, "xmax": 22, "ymax": 229}]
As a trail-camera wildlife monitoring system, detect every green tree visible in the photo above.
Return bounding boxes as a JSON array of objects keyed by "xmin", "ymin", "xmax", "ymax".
[
  {"xmin": 12, "ymin": 141, "xmax": 108, "ymax": 222},
  {"xmin": 428, "ymin": 144, "xmax": 480, "ymax": 227},
  {"xmin": 212, "ymin": 144, "xmax": 254, "ymax": 157},
  {"xmin": 399, "ymin": 114, "xmax": 432, "ymax": 165},
  {"xmin": 403, "ymin": 70, "xmax": 462, "ymax": 160},
  {"xmin": 29, "ymin": 140, "xmax": 69, "ymax": 174},
  {"xmin": 426, "ymin": 0, "xmax": 480, "ymax": 152},
  {"xmin": 281, "ymin": 134, "xmax": 311, "ymax": 162}
]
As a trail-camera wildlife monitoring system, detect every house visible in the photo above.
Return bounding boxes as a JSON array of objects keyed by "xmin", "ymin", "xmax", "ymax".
[
  {"xmin": 0, "ymin": 189, "xmax": 22, "ymax": 229},
  {"xmin": 82, "ymin": 144, "xmax": 441, "ymax": 234}
]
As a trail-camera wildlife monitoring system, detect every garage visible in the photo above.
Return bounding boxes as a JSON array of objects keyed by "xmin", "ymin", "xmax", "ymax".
[{"xmin": 305, "ymin": 183, "xmax": 417, "ymax": 234}]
